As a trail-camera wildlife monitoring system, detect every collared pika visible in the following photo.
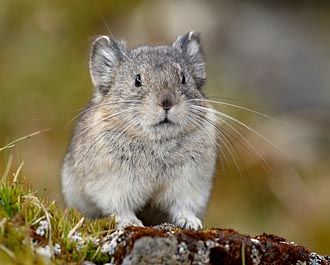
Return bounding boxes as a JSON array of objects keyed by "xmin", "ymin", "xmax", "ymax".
[{"xmin": 61, "ymin": 31, "xmax": 218, "ymax": 229}]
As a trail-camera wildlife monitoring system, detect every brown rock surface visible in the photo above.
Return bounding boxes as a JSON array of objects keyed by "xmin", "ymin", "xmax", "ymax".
[{"xmin": 98, "ymin": 224, "xmax": 329, "ymax": 264}]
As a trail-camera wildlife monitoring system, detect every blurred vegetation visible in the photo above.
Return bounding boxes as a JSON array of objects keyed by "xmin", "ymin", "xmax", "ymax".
[{"xmin": 0, "ymin": 0, "xmax": 329, "ymax": 256}]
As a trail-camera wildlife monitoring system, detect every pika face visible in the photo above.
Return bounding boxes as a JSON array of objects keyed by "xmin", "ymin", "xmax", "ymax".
[
  {"xmin": 89, "ymin": 33, "xmax": 207, "ymax": 140},
  {"xmin": 62, "ymin": 32, "xmax": 218, "ymax": 230}
]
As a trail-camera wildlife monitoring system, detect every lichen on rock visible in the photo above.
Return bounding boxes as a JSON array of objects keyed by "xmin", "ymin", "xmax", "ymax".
[{"xmin": 96, "ymin": 224, "xmax": 330, "ymax": 265}]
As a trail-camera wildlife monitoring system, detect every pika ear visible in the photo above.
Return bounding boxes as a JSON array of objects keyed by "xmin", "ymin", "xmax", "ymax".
[
  {"xmin": 173, "ymin": 31, "xmax": 206, "ymax": 89},
  {"xmin": 89, "ymin": 35, "xmax": 126, "ymax": 94}
]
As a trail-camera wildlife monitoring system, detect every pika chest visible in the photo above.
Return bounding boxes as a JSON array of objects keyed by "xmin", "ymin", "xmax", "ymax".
[{"xmin": 112, "ymin": 139, "xmax": 189, "ymax": 171}]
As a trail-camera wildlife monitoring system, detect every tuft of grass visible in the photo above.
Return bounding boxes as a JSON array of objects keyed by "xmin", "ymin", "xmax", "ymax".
[
  {"xmin": 0, "ymin": 169, "xmax": 116, "ymax": 264},
  {"xmin": 0, "ymin": 135, "xmax": 116, "ymax": 264}
]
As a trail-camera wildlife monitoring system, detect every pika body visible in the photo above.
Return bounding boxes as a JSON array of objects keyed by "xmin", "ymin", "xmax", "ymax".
[{"xmin": 61, "ymin": 32, "xmax": 218, "ymax": 229}]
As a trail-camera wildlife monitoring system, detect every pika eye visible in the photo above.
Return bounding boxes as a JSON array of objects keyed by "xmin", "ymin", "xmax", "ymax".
[
  {"xmin": 181, "ymin": 72, "xmax": 186, "ymax": 84},
  {"xmin": 135, "ymin": 74, "xmax": 142, "ymax": 87}
]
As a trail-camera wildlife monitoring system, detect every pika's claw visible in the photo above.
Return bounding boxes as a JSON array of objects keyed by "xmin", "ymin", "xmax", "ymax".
[
  {"xmin": 173, "ymin": 213, "xmax": 203, "ymax": 230},
  {"xmin": 116, "ymin": 217, "xmax": 144, "ymax": 229}
]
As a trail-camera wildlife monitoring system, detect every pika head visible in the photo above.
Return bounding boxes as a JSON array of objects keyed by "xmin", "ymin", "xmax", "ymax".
[{"xmin": 89, "ymin": 31, "xmax": 207, "ymax": 140}]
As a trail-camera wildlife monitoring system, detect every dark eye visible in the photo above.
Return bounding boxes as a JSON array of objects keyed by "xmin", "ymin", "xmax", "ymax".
[
  {"xmin": 181, "ymin": 72, "xmax": 186, "ymax": 84},
  {"xmin": 135, "ymin": 74, "xmax": 142, "ymax": 87}
]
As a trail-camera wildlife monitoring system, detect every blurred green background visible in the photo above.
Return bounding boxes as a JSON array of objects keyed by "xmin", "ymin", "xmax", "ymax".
[{"xmin": 0, "ymin": 0, "xmax": 329, "ymax": 255}]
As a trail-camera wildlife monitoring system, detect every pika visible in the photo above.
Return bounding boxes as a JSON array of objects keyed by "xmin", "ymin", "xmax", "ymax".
[{"xmin": 61, "ymin": 31, "xmax": 218, "ymax": 229}]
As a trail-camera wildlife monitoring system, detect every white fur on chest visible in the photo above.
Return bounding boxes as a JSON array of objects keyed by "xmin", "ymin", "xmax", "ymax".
[{"xmin": 82, "ymin": 130, "xmax": 216, "ymax": 217}]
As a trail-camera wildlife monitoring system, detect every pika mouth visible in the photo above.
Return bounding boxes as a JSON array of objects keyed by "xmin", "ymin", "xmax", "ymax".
[{"xmin": 158, "ymin": 117, "xmax": 172, "ymax": 125}]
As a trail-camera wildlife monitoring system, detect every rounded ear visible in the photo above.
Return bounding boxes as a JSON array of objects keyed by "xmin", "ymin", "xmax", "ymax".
[
  {"xmin": 173, "ymin": 31, "xmax": 206, "ymax": 89},
  {"xmin": 89, "ymin": 35, "xmax": 126, "ymax": 95}
]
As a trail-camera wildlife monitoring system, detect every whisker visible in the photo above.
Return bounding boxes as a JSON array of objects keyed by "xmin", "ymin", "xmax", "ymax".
[
  {"xmin": 203, "ymin": 116, "xmax": 250, "ymax": 178},
  {"xmin": 73, "ymin": 107, "xmax": 140, "ymax": 143},
  {"xmin": 190, "ymin": 106, "xmax": 273, "ymax": 177},
  {"xmin": 66, "ymin": 100, "xmax": 141, "ymax": 126},
  {"xmin": 73, "ymin": 129, "xmax": 109, "ymax": 175},
  {"xmin": 109, "ymin": 117, "xmax": 140, "ymax": 144},
  {"xmin": 89, "ymin": 117, "xmax": 141, "ymax": 167},
  {"xmin": 202, "ymin": 118, "xmax": 244, "ymax": 177},
  {"xmin": 186, "ymin": 114, "xmax": 229, "ymax": 168},
  {"xmin": 193, "ymin": 105, "xmax": 273, "ymax": 176},
  {"xmin": 213, "ymin": 114, "xmax": 274, "ymax": 176},
  {"xmin": 188, "ymin": 98, "xmax": 290, "ymax": 127},
  {"xmin": 206, "ymin": 95, "xmax": 249, "ymax": 103},
  {"xmin": 191, "ymin": 105, "xmax": 291, "ymax": 159},
  {"xmin": 221, "ymin": 117, "xmax": 274, "ymax": 176},
  {"xmin": 189, "ymin": 110, "xmax": 244, "ymax": 177},
  {"xmin": 187, "ymin": 113, "xmax": 228, "ymax": 162},
  {"xmin": 73, "ymin": 114, "xmax": 141, "ymax": 178}
]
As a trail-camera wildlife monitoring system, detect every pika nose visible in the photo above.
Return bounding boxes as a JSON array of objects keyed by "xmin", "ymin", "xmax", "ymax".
[{"xmin": 161, "ymin": 98, "xmax": 173, "ymax": 111}]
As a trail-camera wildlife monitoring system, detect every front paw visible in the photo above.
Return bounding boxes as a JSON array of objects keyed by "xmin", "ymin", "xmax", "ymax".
[
  {"xmin": 173, "ymin": 213, "xmax": 203, "ymax": 230},
  {"xmin": 116, "ymin": 217, "xmax": 144, "ymax": 229}
]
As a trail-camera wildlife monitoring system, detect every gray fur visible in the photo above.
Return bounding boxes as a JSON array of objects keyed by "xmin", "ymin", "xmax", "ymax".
[{"xmin": 61, "ymin": 31, "xmax": 218, "ymax": 229}]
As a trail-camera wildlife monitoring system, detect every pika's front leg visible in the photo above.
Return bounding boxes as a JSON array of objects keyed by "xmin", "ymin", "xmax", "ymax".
[
  {"xmin": 163, "ymin": 168, "xmax": 214, "ymax": 230},
  {"xmin": 84, "ymin": 175, "xmax": 147, "ymax": 229}
]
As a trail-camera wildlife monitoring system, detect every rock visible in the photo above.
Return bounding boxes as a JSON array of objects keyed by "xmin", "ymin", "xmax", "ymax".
[
  {"xmin": 100, "ymin": 224, "xmax": 329, "ymax": 265},
  {"xmin": 122, "ymin": 237, "xmax": 179, "ymax": 265}
]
